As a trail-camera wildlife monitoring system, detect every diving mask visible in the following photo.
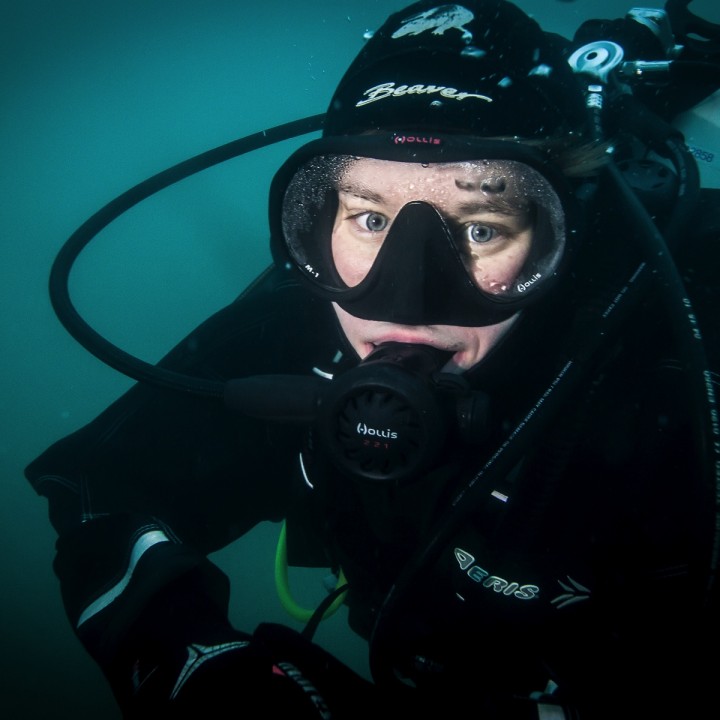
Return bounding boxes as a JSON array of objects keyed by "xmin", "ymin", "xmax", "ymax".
[{"xmin": 270, "ymin": 133, "xmax": 580, "ymax": 327}]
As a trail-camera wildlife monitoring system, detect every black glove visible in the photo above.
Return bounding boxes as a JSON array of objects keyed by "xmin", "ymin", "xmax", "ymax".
[{"xmin": 111, "ymin": 568, "xmax": 378, "ymax": 718}]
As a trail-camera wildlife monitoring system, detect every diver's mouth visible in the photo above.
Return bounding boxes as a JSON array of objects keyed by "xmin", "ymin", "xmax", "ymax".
[
  {"xmin": 367, "ymin": 339, "xmax": 465, "ymax": 374},
  {"xmin": 370, "ymin": 330, "xmax": 443, "ymax": 348},
  {"xmin": 368, "ymin": 339, "xmax": 446, "ymax": 354}
]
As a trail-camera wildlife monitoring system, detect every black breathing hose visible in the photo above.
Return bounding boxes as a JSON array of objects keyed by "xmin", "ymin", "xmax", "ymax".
[
  {"xmin": 669, "ymin": 60, "xmax": 720, "ymax": 86},
  {"xmin": 368, "ymin": 92, "xmax": 719, "ymax": 687},
  {"xmin": 48, "ymin": 113, "xmax": 325, "ymax": 397},
  {"xmin": 604, "ymin": 149, "xmax": 720, "ymax": 600},
  {"xmin": 605, "ymin": 99, "xmax": 719, "ymax": 583}
]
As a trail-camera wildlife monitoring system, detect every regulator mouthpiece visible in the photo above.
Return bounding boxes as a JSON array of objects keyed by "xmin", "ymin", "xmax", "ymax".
[{"xmin": 316, "ymin": 343, "xmax": 458, "ymax": 484}]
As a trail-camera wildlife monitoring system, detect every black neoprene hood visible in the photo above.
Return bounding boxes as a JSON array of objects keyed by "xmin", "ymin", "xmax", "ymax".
[
  {"xmin": 268, "ymin": 1, "xmax": 589, "ymax": 328},
  {"xmin": 323, "ymin": 0, "xmax": 588, "ymax": 139}
]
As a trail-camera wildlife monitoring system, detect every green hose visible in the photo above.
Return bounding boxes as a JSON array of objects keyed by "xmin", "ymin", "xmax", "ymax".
[{"xmin": 274, "ymin": 520, "xmax": 348, "ymax": 623}]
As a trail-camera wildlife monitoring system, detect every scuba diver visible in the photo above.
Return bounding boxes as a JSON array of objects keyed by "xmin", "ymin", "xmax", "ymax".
[{"xmin": 25, "ymin": 0, "xmax": 720, "ymax": 717}]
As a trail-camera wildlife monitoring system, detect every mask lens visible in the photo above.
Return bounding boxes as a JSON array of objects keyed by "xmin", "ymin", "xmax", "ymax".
[
  {"xmin": 280, "ymin": 155, "xmax": 566, "ymax": 302},
  {"xmin": 450, "ymin": 159, "xmax": 566, "ymax": 300}
]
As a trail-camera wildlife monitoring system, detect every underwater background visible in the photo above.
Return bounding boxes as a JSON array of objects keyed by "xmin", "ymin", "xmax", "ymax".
[{"xmin": 1, "ymin": 0, "xmax": 716, "ymax": 716}]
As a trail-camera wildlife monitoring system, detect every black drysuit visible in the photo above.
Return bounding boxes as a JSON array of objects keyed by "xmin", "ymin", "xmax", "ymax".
[{"xmin": 26, "ymin": 189, "xmax": 720, "ymax": 718}]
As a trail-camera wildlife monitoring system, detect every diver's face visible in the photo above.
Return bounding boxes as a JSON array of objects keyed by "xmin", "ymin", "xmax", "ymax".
[
  {"xmin": 331, "ymin": 158, "xmax": 528, "ymax": 371},
  {"xmin": 332, "ymin": 158, "xmax": 534, "ymax": 293}
]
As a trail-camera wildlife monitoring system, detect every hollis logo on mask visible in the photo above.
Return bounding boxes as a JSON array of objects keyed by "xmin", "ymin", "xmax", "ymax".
[
  {"xmin": 517, "ymin": 272, "xmax": 542, "ymax": 293},
  {"xmin": 356, "ymin": 422, "xmax": 399, "ymax": 440},
  {"xmin": 454, "ymin": 548, "xmax": 539, "ymax": 600}
]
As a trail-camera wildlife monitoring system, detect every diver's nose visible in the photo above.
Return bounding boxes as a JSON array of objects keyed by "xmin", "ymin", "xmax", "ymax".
[{"xmin": 340, "ymin": 201, "xmax": 467, "ymax": 325}]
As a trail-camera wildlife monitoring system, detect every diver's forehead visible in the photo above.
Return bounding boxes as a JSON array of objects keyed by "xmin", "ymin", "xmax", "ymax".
[
  {"xmin": 337, "ymin": 157, "xmax": 530, "ymax": 208},
  {"xmin": 339, "ymin": 157, "xmax": 508, "ymax": 183}
]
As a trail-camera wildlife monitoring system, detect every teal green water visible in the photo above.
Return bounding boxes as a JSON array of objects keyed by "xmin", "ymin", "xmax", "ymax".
[{"xmin": 1, "ymin": 1, "xmax": 717, "ymax": 716}]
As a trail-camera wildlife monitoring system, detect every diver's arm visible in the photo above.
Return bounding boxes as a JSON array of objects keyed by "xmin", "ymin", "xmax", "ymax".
[
  {"xmin": 24, "ymin": 350, "xmax": 301, "ymax": 711},
  {"xmin": 49, "ymin": 511, "xmax": 373, "ymax": 715},
  {"xmin": 24, "ymin": 267, "xmax": 359, "ymax": 713}
]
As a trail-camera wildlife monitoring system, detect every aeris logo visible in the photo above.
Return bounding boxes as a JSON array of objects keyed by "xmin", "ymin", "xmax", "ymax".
[
  {"xmin": 356, "ymin": 422, "xmax": 398, "ymax": 440},
  {"xmin": 454, "ymin": 548, "xmax": 539, "ymax": 600}
]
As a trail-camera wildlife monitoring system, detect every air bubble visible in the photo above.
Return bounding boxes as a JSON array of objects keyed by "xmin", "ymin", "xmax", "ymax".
[
  {"xmin": 529, "ymin": 64, "xmax": 552, "ymax": 77},
  {"xmin": 461, "ymin": 46, "xmax": 486, "ymax": 59}
]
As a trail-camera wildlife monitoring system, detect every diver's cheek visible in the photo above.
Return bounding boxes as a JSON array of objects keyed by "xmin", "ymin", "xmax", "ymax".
[
  {"xmin": 331, "ymin": 231, "xmax": 376, "ymax": 288},
  {"xmin": 332, "ymin": 303, "xmax": 375, "ymax": 359}
]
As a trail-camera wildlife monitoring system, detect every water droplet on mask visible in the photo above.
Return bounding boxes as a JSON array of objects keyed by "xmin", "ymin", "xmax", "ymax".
[{"xmin": 481, "ymin": 177, "xmax": 507, "ymax": 193}]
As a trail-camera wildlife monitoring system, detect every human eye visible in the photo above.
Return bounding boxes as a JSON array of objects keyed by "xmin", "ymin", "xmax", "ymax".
[
  {"xmin": 456, "ymin": 210, "xmax": 531, "ymax": 253},
  {"xmin": 464, "ymin": 222, "xmax": 497, "ymax": 244},
  {"xmin": 352, "ymin": 210, "xmax": 389, "ymax": 234}
]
